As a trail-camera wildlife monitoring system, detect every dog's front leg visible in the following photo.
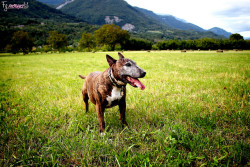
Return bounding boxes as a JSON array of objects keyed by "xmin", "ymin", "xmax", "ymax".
[
  {"xmin": 119, "ymin": 99, "xmax": 128, "ymax": 127},
  {"xmin": 96, "ymin": 104, "xmax": 105, "ymax": 132}
]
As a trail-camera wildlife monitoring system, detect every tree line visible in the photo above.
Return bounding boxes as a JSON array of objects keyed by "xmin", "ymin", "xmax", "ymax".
[
  {"xmin": 3, "ymin": 24, "xmax": 250, "ymax": 54},
  {"xmin": 156, "ymin": 34, "xmax": 250, "ymax": 50}
]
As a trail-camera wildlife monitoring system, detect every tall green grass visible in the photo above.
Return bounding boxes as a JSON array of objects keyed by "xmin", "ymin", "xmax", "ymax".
[{"xmin": 0, "ymin": 51, "xmax": 249, "ymax": 166}]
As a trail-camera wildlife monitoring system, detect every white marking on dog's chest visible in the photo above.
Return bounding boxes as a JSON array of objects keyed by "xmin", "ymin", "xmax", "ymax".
[{"xmin": 106, "ymin": 86, "xmax": 123, "ymax": 107}]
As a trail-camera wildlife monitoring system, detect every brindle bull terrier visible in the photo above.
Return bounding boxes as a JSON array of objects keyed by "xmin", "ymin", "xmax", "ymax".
[{"xmin": 79, "ymin": 52, "xmax": 146, "ymax": 132}]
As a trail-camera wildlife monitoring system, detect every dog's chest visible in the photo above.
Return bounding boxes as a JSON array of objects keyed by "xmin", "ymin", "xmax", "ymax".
[{"xmin": 106, "ymin": 87, "xmax": 123, "ymax": 107}]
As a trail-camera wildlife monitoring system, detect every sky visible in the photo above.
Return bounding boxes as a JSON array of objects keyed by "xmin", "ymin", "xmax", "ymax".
[{"xmin": 125, "ymin": 0, "xmax": 250, "ymax": 38}]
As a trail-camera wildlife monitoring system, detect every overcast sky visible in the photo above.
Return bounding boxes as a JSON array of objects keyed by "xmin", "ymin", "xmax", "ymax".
[{"xmin": 125, "ymin": 0, "xmax": 250, "ymax": 38}]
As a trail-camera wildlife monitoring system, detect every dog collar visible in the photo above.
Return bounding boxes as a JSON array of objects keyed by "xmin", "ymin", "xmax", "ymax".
[{"xmin": 108, "ymin": 67, "xmax": 125, "ymax": 88}]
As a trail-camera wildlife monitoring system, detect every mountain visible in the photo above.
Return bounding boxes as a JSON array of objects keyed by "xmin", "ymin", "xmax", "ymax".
[
  {"xmin": 37, "ymin": 0, "xmax": 65, "ymax": 6},
  {"xmin": 0, "ymin": 0, "xmax": 97, "ymax": 49},
  {"xmin": 59, "ymin": 0, "xmax": 166, "ymax": 32},
  {"xmin": 38, "ymin": 0, "xmax": 205, "ymax": 32},
  {"xmin": 37, "ymin": 0, "xmax": 74, "ymax": 9},
  {"xmin": 159, "ymin": 15, "xmax": 205, "ymax": 32},
  {"xmin": 1, "ymin": 0, "xmax": 225, "ymax": 45},
  {"xmin": 0, "ymin": 0, "xmax": 81, "ymax": 25},
  {"xmin": 135, "ymin": 7, "xmax": 205, "ymax": 32},
  {"xmin": 208, "ymin": 27, "xmax": 231, "ymax": 38},
  {"xmin": 58, "ymin": 0, "xmax": 224, "ymax": 40},
  {"xmin": 56, "ymin": 0, "xmax": 75, "ymax": 9},
  {"xmin": 135, "ymin": 7, "xmax": 231, "ymax": 38}
]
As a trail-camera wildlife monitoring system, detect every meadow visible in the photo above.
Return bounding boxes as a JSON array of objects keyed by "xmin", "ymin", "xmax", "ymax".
[{"xmin": 0, "ymin": 51, "xmax": 249, "ymax": 166}]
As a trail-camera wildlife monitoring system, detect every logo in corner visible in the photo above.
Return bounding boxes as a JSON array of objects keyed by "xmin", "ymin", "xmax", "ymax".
[{"xmin": 1, "ymin": 1, "xmax": 29, "ymax": 12}]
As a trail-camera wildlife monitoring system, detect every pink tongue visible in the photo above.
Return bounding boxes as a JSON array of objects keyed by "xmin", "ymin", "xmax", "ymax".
[{"xmin": 128, "ymin": 77, "xmax": 145, "ymax": 90}]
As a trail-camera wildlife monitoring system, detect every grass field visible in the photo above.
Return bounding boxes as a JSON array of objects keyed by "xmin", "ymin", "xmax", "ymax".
[{"xmin": 0, "ymin": 51, "xmax": 249, "ymax": 166}]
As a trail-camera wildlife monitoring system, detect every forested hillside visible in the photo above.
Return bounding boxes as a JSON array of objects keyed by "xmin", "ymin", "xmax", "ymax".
[
  {"xmin": 0, "ymin": 0, "xmax": 81, "ymax": 25},
  {"xmin": 208, "ymin": 27, "xmax": 232, "ymax": 38},
  {"xmin": 59, "ymin": 0, "xmax": 224, "ymax": 40},
  {"xmin": 60, "ymin": 0, "xmax": 164, "ymax": 32},
  {"xmin": 0, "ymin": 0, "xmax": 98, "ymax": 50},
  {"xmin": 37, "ymin": 0, "xmax": 65, "ymax": 6}
]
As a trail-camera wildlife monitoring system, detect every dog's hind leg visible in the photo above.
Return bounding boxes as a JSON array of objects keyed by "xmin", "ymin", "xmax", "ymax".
[
  {"xmin": 84, "ymin": 94, "xmax": 89, "ymax": 112},
  {"xmin": 80, "ymin": 75, "xmax": 88, "ymax": 112},
  {"xmin": 82, "ymin": 88, "xmax": 89, "ymax": 112}
]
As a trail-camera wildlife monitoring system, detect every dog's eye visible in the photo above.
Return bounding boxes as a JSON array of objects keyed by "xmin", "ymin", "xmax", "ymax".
[{"xmin": 125, "ymin": 63, "xmax": 131, "ymax": 67}]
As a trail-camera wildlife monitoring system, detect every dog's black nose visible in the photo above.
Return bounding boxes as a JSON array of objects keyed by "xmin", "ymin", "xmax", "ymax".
[{"xmin": 141, "ymin": 71, "xmax": 146, "ymax": 77}]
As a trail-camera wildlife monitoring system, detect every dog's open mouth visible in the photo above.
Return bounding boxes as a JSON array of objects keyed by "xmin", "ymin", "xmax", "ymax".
[{"xmin": 126, "ymin": 76, "xmax": 145, "ymax": 90}]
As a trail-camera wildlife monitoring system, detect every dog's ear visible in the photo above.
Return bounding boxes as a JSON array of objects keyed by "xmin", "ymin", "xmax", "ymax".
[
  {"xmin": 118, "ymin": 52, "xmax": 125, "ymax": 59},
  {"xmin": 106, "ymin": 54, "xmax": 117, "ymax": 66}
]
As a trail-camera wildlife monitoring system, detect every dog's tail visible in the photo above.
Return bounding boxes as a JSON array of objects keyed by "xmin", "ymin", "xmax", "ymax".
[{"xmin": 79, "ymin": 75, "xmax": 86, "ymax": 79}]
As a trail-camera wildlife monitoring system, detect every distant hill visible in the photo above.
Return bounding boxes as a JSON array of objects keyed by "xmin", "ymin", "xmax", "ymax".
[
  {"xmin": 56, "ymin": 0, "xmax": 75, "ymax": 10},
  {"xmin": 37, "ymin": 0, "xmax": 65, "ymax": 6},
  {"xmin": 1, "ymin": 0, "xmax": 225, "ymax": 44},
  {"xmin": 208, "ymin": 27, "xmax": 231, "ymax": 38},
  {"xmin": 0, "ymin": 0, "xmax": 97, "ymax": 49},
  {"xmin": 135, "ymin": 7, "xmax": 232, "ymax": 38},
  {"xmin": 60, "ymin": 0, "xmax": 165, "ymax": 32},
  {"xmin": 0, "ymin": 0, "xmax": 81, "ymax": 26},
  {"xmin": 58, "ymin": 0, "xmax": 224, "ymax": 40},
  {"xmin": 135, "ymin": 7, "xmax": 205, "ymax": 32}
]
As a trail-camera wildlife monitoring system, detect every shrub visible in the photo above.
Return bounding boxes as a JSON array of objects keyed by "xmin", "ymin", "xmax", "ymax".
[{"xmin": 8, "ymin": 30, "xmax": 33, "ymax": 54}]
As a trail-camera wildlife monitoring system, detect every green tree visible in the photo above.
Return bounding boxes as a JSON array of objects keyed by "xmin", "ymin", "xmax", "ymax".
[
  {"xmin": 229, "ymin": 33, "xmax": 246, "ymax": 49},
  {"xmin": 94, "ymin": 24, "xmax": 130, "ymax": 51},
  {"xmin": 123, "ymin": 38, "xmax": 152, "ymax": 50},
  {"xmin": 42, "ymin": 45, "xmax": 52, "ymax": 53},
  {"xmin": 79, "ymin": 33, "xmax": 96, "ymax": 51},
  {"xmin": 9, "ymin": 30, "xmax": 33, "ymax": 54},
  {"xmin": 229, "ymin": 33, "xmax": 244, "ymax": 41},
  {"xmin": 196, "ymin": 38, "xmax": 219, "ymax": 50},
  {"xmin": 47, "ymin": 31, "xmax": 68, "ymax": 52}
]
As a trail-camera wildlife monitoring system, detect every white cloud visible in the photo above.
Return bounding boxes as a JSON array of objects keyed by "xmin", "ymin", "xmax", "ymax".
[
  {"xmin": 240, "ymin": 31, "xmax": 250, "ymax": 39},
  {"xmin": 125, "ymin": 0, "xmax": 250, "ymax": 37}
]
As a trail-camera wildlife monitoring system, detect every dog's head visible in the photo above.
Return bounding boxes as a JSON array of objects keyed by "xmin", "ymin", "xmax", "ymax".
[{"xmin": 106, "ymin": 52, "xmax": 146, "ymax": 90}]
